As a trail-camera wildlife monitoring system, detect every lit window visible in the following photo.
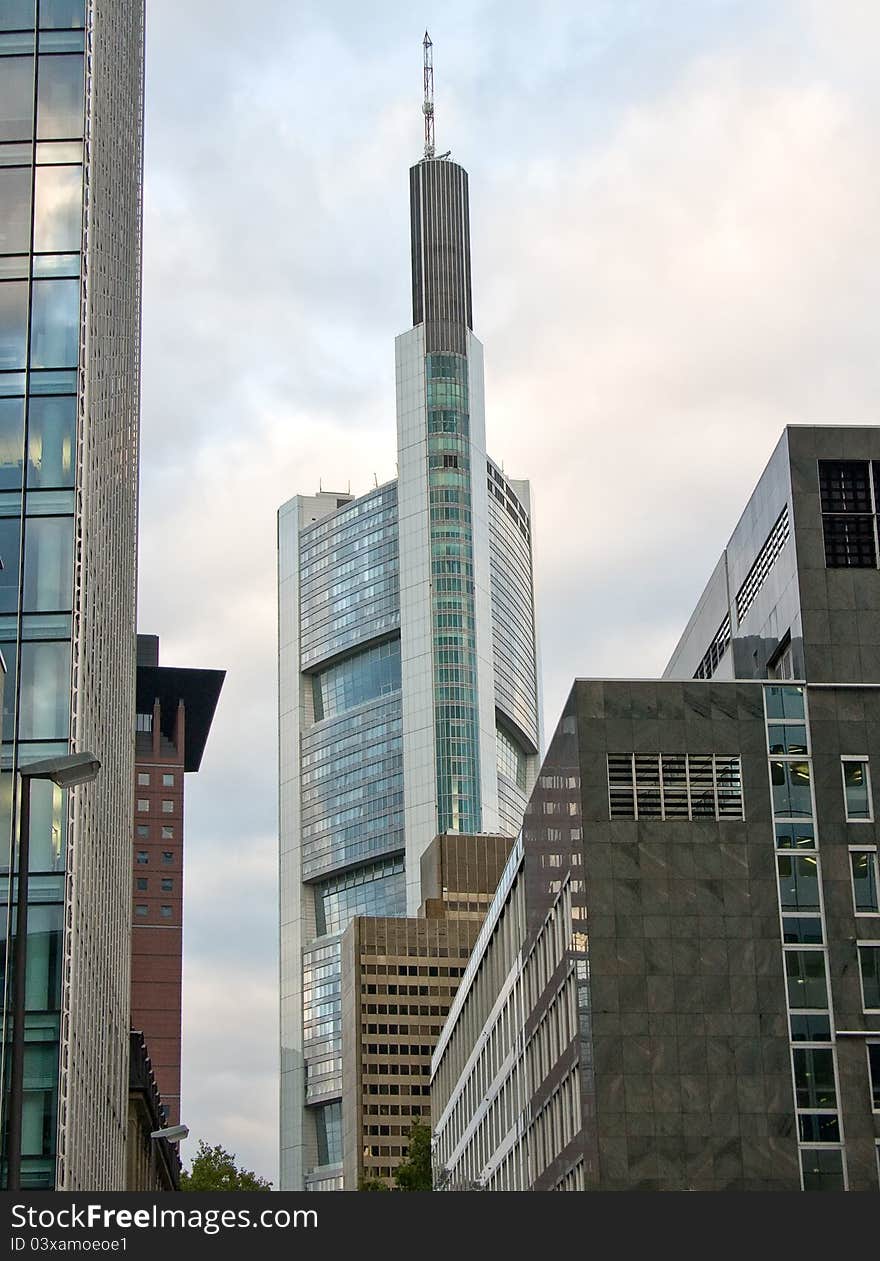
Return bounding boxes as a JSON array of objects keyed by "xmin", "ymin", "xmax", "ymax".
[
  {"xmin": 162, "ymin": 773, "xmax": 174, "ymax": 787},
  {"xmin": 842, "ymin": 759, "xmax": 873, "ymax": 821},
  {"xmin": 161, "ymin": 826, "xmax": 173, "ymax": 839},
  {"xmin": 136, "ymin": 798, "xmax": 149, "ymax": 812},
  {"xmin": 851, "ymin": 849, "xmax": 880, "ymax": 914},
  {"xmin": 136, "ymin": 851, "xmax": 148, "ymax": 865},
  {"xmin": 161, "ymin": 800, "xmax": 173, "ymax": 813},
  {"xmin": 137, "ymin": 772, "xmax": 149, "ymax": 786}
]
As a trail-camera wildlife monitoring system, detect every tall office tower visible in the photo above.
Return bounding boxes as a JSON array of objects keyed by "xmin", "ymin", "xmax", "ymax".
[
  {"xmin": 434, "ymin": 426, "xmax": 880, "ymax": 1192},
  {"xmin": 278, "ymin": 89, "xmax": 541, "ymax": 1189},
  {"xmin": 131, "ymin": 635, "xmax": 224, "ymax": 1129},
  {"xmin": 0, "ymin": 1, "xmax": 144, "ymax": 1189}
]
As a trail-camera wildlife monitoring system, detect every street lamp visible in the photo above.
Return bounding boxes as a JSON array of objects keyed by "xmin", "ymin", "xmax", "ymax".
[{"xmin": 6, "ymin": 752, "xmax": 101, "ymax": 1191}]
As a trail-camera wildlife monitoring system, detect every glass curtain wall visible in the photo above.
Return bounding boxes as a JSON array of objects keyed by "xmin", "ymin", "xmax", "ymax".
[
  {"xmin": 426, "ymin": 353, "xmax": 481, "ymax": 834},
  {"xmin": 0, "ymin": 0, "xmax": 84, "ymax": 1190}
]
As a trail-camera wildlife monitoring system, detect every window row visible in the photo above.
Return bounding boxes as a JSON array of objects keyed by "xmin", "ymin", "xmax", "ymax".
[
  {"xmin": 135, "ymin": 851, "xmax": 174, "ymax": 866},
  {"xmin": 135, "ymin": 798, "xmax": 175, "ymax": 814},
  {"xmin": 135, "ymin": 825, "xmax": 174, "ymax": 840},
  {"xmin": 134, "ymin": 904, "xmax": 174, "ymax": 919},
  {"xmin": 136, "ymin": 771, "xmax": 175, "ymax": 787},
  {"xmin": 134, "ymin": 877, "xmax": 174, "ymax": 892}
]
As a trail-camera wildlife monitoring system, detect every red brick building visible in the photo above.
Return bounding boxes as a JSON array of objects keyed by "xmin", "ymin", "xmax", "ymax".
[{"xmin": 131, "ymin": 635, "xmax": 224, "ymax": 1126}]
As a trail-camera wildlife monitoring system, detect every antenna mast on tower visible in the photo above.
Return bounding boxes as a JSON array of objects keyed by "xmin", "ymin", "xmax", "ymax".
[{"xmin": 422, "ymin": 30, "xmax": 435, "ymax": 159}]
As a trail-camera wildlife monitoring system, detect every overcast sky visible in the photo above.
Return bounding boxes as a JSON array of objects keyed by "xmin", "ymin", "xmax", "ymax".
[{"xmin": 137, "ymin": 0, "xmax": 880, "ymax": 1183}]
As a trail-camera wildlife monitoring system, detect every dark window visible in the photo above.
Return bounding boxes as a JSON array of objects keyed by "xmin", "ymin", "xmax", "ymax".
[
  {"xmin": 136, "ymin": 851, "xmax": 148, "ymax": 865},
  {"xmin": 135, "ymin": 878, "xmax": 147, "ymax": 892},
  {"xmin": 819, "ymin": 460, "xmax": 871, "ymax": 513},
  {"xmin": 868, "ymin": 1044, "xmax": 880, "ymax": 1111},
  {"xmin": 859, "ymin": 946, "xmax": 880, "ymax": 1009},
  {"xmin": 161, "ymin": 851, "xmax": 172, "ymax": 865},
  {"xmin": 822, "ymin": 514, "xmax": 876, "ymax": 568},
  {"xmin": 800, "ymin": 1148, "xmax": 844, "ymax": 1191}
]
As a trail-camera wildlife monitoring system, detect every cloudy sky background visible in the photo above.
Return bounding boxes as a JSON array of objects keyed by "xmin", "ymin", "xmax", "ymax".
[{"xmin": 136, "ymin": 0, "xmax": 880, "ymax": 1183}]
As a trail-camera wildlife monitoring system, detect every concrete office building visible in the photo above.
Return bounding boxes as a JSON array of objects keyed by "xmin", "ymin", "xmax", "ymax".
[
  {"xmin": 433, "ymin": 427, "xmax": 880, "ymax": 1191},
  {"xmin": 339, "ymin": 832, "xmax": 510, "ymax": 1189},
  {"xmin": 278, "ymin": 129, "xmax": 541, "ymax": 1185},
  {"xmin": 131, "ymin": 635, "xmax": 224, "ymax": 1129},
  {"xmin": 0, "ymin": 1, "xmax": 144, "ymax": 1189}
]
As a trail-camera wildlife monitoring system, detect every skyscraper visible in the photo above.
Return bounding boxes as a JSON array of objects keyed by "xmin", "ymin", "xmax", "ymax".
[
  {"xmin": 278, "ymin": 53, "xmax": 541, "ymax": 1191},
  {"xmin": 0, "ymin": 0, "xmax": 144, "ymax": 1190}
]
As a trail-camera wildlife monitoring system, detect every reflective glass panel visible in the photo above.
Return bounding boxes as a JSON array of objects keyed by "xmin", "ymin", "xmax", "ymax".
[
  {"xmin": 785, "ymin": 950, "xmax": 828, "ymax": 1009},
  {"xmin": 868, "ymin": 1044, "xmax": 880, "ymax": 1110},
  {"xmin": 0, "ymin": 166, "xmax": 32, "ymax": 254},
  {"xmin": 0, "ymin": 394, "xmax": 24, "ymax": 488},
  {"xmin": 800, "ymin": 1148, "xmax": 844, "ymax": 1191},
  {"xmin": 39, "ymin": 1, "xmax": 85, "ymax": 28},
  {"xmin": 851, "ymin": 850, "xmax": 879, "ymax": 913},
  {"xmin": 312, "ymin": 638, "xmax": 401, "ymax": 722},
  {"xmin": 30, "ymin": 277, "xmax": 79, "ymax": 367},
  {"xmin": 23, "ymin": 901, "xmax": 62, "ymax": 1008},
  {"xmin": 314, "ymin": 1100, "xmax": 342, "ymax": 1166},
  {"xmin": 764, "ymin": 685, "xmax": 806, "ymax": 721},
  {"xmin": 35, "ymin": 53, "xmax": 83, "ymax": 140},
  {"xmin": 0, "ymin": 279, "xmax": 28, "ymax": 368},
  {"xmin": 17, "ymin": 638, "xmax": 70, "ymax": 737},
  {"xmin": 27, "ymin": 395, "xmax": 75, "ymax": 486},
  {"xmin": 27, "ymin": 775, "xmax": 65, "ymax": 871},
  {"xmin": 860, "ymin": 946, "xmax": 880, "ymax": 1009},
  {"xmin": 798, "ymin": 1114, "xmax": 840, "ymax": 1143},
  {"xmin": 842, "ymin": 760, "xmax": 871, "ymax": 820},
  {"xmin": 0, "ymin": 514, "xmax": 22, "ymax": 611},
  {"xmin": 0, "ymin": 56, "xmax": 34, "ymax": 141},
  {"xmin": 789, "ymin": 1013, "xmax": 830, "ymax": 1042},
  {"xmin": 1, "ymin": 2, "xmax": 37, "ymax": 31},
  {"xmin": 33, "ymin": 164, "xmax": 80, "ymax": 252},
  {"xmin": 767, "ymin": 724, "xmax": 808, "ymax": 756},
  {"xmin": 782, "ymin": 916, "xmax": 823, "ymax": 944},
  {"xmin": 22, "ymin": 514, "xmax": 72, "ymax": 610},
  {"xmin": 313, "ymin": 857, "xmax": 405, "ymax": 937},
  {"xmin": 777, "ymin": 854, "xmax": 820, "ymax": 911},
  {"xmin": 775, "ymin": 821, "xmax": 816, "ymax": 850},
  {"xmin": 792, "ymin": 1047, "xmax": 836, "ymax": 1108},
  {"xmin": 770, "ymin": 760, "xmax": 812, "ymax": 817}
]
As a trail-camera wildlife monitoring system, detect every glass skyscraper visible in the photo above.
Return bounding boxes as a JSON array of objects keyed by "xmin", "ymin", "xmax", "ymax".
[
  {"xmin": 0, "ymin": 0, "xmax": 143, "ymax": 1189},
  {"xmin": 278, "ymin": 149, "xmax": 541, "ymax": 1189}
]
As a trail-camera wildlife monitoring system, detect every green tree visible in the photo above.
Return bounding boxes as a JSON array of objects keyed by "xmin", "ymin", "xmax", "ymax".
[
  {"xmin": 394, "ymin": 1122, "xmax": 432, "ymax": 1191},
  {"xmin": 180, "ymin": 1140, "xmax": 272, "ymax": 1191},
  {"xmin": 358, "ymin": 1177, "xmax": 391, "ymax": 1191}
]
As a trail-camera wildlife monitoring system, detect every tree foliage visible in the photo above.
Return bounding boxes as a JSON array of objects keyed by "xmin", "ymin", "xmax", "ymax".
[
  {"xmin": 180, "ymin": 1140, "xmax": 272, "ymax": 1192},
  {"xmin": 358, "ymin": 1177, "xmax": 391, "ymax": 1191},
  {"xmin": 393, "ymin": 1122, "xmax": 433, "ymax": 1191}
]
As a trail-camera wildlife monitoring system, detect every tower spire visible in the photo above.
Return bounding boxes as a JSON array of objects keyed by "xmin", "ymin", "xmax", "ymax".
[{"xmin": 422, "ymin": 30, "xmax": 435, "ymax": 160}]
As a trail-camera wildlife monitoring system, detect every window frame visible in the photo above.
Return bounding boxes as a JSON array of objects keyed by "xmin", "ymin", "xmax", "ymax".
[
  {"xmin": 867, "ymin": 1041, "xmax": 880, "ymax": 1114},
  {"xmin": 849, "ymin": 845, "xmax": 880, "ymax": 916},
  {"xmin": 841, "ymin": 756, "xmax": 873, "ymax": 823},
  {"xmin": 858, "ymin": 942, "xmax": 880, "ymax": 1013}
]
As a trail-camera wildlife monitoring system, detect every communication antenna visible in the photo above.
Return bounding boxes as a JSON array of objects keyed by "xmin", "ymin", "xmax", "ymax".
[{"xmin": 423, "ymin": 31, "xmax": 435, "ymax": 159}]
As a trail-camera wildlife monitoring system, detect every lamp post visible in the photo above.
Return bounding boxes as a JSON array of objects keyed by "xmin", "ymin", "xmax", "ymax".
[{"xmin": 6, "ymin": 752, "xmax": 100, "ymax": 1192}]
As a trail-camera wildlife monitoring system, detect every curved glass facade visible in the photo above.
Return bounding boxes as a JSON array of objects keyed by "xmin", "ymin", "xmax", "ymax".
[
  {"xmin": 487, "ymin": 460, "xmax": 539, "ymax": 750},
  {"xmin": 427, "ymin": 353, "xmax": 481, "ymax": 834},
  {"xmin": 299, "ymin": 485, "xmax": 399, "ymax": 669}
]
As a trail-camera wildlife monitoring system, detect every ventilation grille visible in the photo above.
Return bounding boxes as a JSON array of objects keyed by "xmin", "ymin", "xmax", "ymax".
[
  {"xmin": 608, "ymin": 753, "xmax": 744, "ymax": 821},
  {"xmin": 735, "ymin": 507, "xmax": 790, "ymax": 625}
]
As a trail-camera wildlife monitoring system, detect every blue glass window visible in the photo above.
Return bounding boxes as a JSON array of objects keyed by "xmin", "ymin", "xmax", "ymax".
[
  {"xmin": 314, "ymin": 1101, "xmax": 342, "ymax": 1167},
  {"xmin": 0, "ymin": 280, "xmax": 29, "ymax": 369},
  {"xmin": 314, "ymin": 857, "xmax": 405, "ymax": 937},
  {"xmin": 33, "ymin": 164, "xmax": 81, "ymax": 252},
  {"xmin": 30, "ymin": 278, "xmax": 79, "ymax": 367},
  {"xmin": 27, "ymin": 395, "xmax": 75, "ymax": 487},
  {"xmin": 2, "ymin": 3, "xmax": 37, "ymax": 32},
  {"xmin": 39, "ymin": 1, "xmax": 86, "ymax": 29},
  {"xmin": 23, "ymin": 515, "xmax": 72, "ymax": 610},
  {"xmin": 0, "ymin": 395, "xmax": 24, "ymax": 488},
  {"xmin": 770, "ymin": 760, "xmax": 812, "ymax": 817},
  {"xmin": 17, "ymin": 638, "xmax": 70, "ymax": 738},
  {"xmin": 0, "ymin": 56, "xmax": 34, "ymax": 141},
  {"xmin": 312, "ymin": 638, "xmax": 400, "ymax": 721},
  {"xmin": 0, "ymin": 514, "xmax": 22, "ymax": 612},
  {"xmin": 0, "ymin": 167, "xmax": 33, "ymax": 254},
  {"xmin": 36, "ymin": 53, "xmax": 83, "ymax": 140}
]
